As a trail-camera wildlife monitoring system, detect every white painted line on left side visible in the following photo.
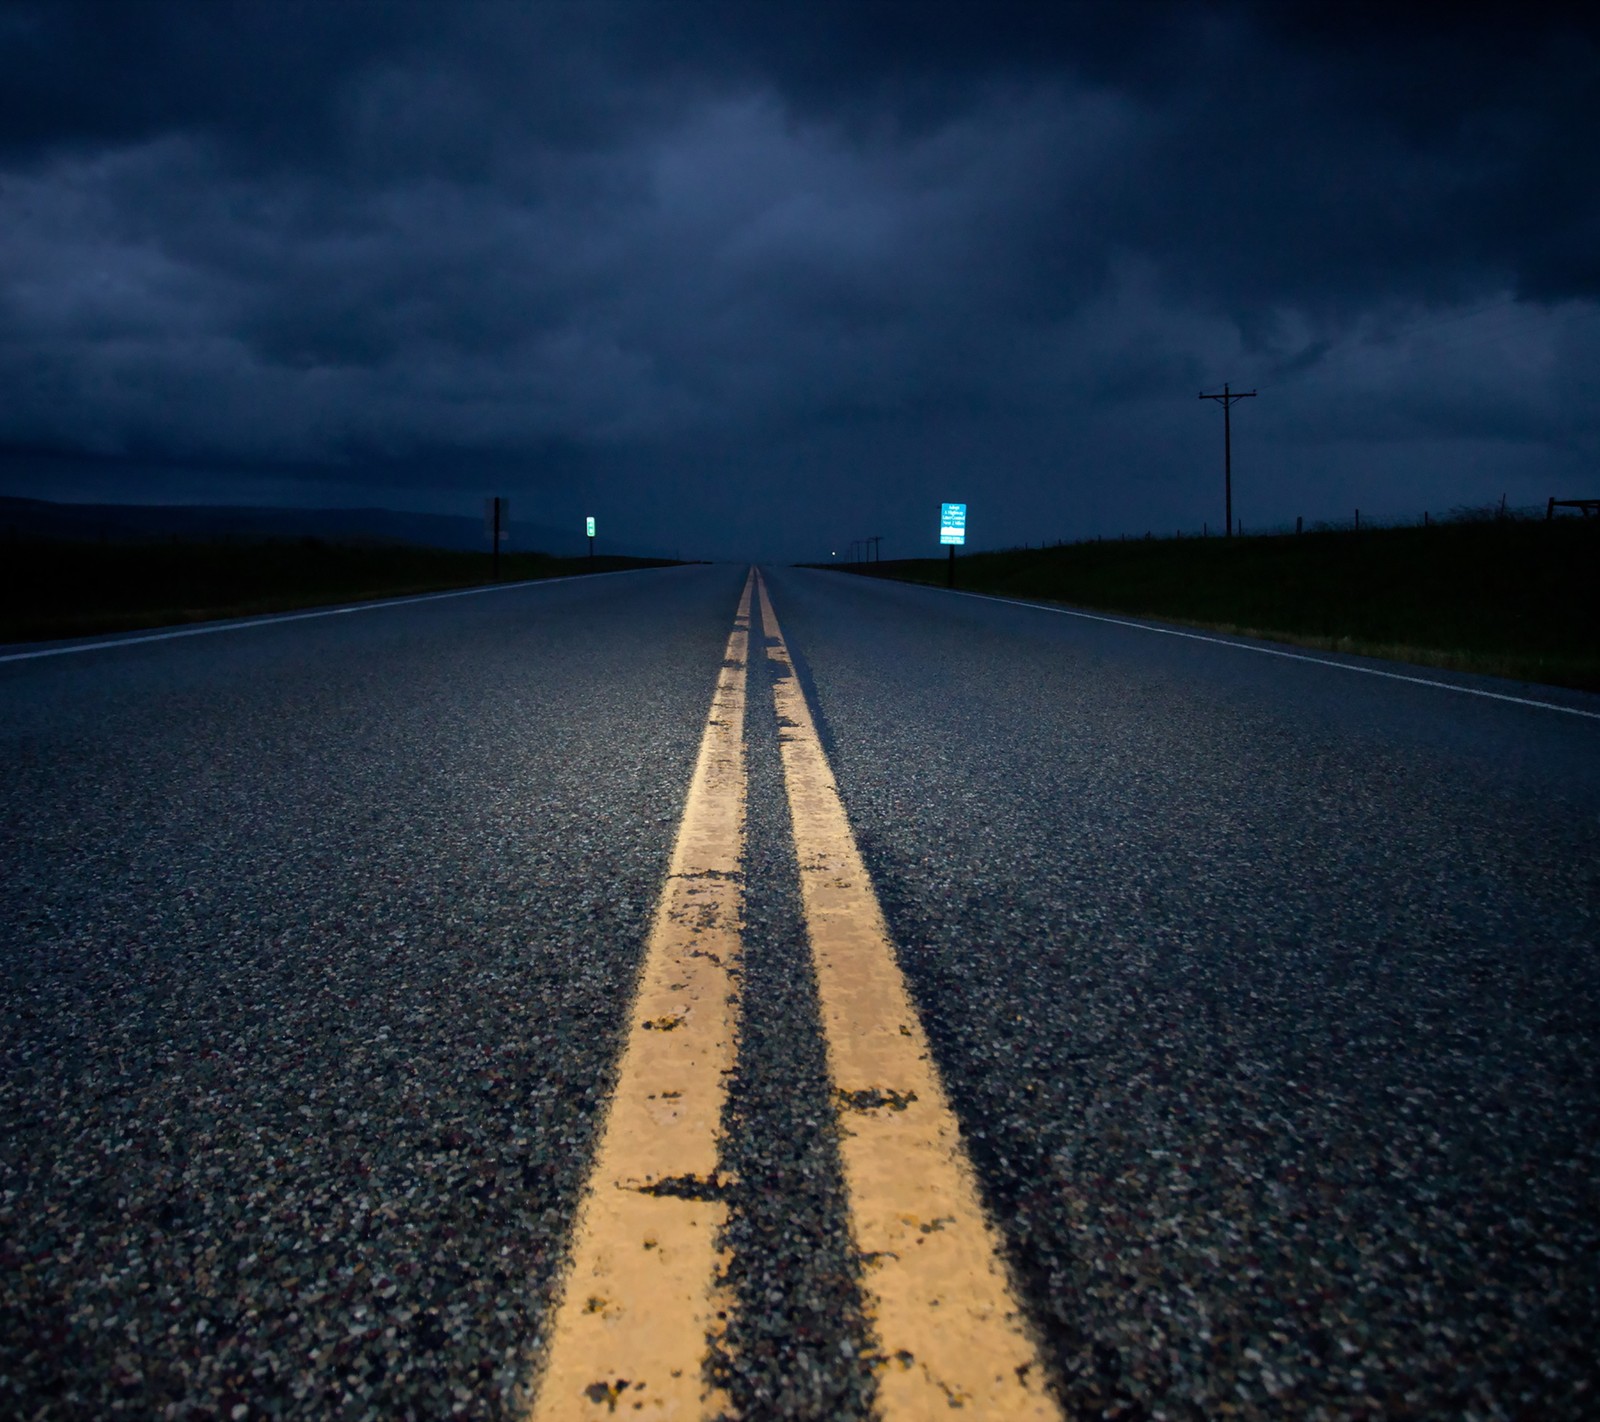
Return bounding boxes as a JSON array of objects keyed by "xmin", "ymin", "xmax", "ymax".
[{"xmin": 0, "ymin": 571, "xmax": 646, "ymax": 665}]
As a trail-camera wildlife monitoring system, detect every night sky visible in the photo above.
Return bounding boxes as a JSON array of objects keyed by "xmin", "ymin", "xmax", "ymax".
[{"xmin": 2, "ymin": 1, "xmax": 1597, "ymax": 562}]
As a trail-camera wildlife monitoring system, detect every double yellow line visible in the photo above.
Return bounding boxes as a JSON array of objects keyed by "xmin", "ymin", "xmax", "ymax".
[{"xmin": 525, "ymin": 569, "xmax": 1060, "ymax": 1420}]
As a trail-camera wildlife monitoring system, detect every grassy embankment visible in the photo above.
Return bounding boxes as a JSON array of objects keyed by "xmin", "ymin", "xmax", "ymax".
[
  {"xmin": 0, "ymin": 538, "xmax": 682, "ymax": 644},
  {"xmin": 830, "ymin": 516, "xmax": 1600, "ymax": 692}
]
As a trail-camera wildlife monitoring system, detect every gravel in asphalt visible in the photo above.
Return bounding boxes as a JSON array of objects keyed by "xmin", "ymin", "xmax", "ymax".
[
  {"xmin": 765, "ymin": 565, "xmax": 1600, "ymax": 1421},
  {"xmin": 6, "ymin": 561, "xmax": 1598, "ymax": 1421},
  {"xmin": 1, "ymin": 567, "xmax": 745, "ymax": 1420}
]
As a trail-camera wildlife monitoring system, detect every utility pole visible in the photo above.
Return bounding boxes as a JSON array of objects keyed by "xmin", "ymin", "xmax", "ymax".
[
  {"xmin": 1199, "ymin": 383, "xmax": 1256, "ymax": 539},
  {"xmin": 486, "ymin": 495, "xmax": 507, "ymax": 580}
]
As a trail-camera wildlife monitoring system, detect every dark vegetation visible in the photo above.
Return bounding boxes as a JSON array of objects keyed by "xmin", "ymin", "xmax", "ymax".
[
  {"xmin": 0, "ymin": 536, "xmax": 682, "ymax": 644},
  {"xmin": 824, "ymin": 511, "xmax": 1600, "ymax": 692}
]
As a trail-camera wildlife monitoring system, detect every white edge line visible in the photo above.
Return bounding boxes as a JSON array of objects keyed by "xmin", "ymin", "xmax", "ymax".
[
  {"xmin": 916, "ymin": 583, "xmax": 1600, "ymax": 723},
  {"xmin": 0, "ymin": 568, "xmax": 657, "ymax": 665}
]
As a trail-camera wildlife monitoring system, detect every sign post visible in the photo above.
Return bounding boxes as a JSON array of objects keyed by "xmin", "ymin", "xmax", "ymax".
[
  {"xmin": 939, "ymin": 502, "xmax": 967, "ymax": 588},
  {"xmin": 485, "ymin": 496, "xmax": 509, "ymax": 580},
  {"xmin": 586, "ymin": 515, "xmax": 596, "ymax": 567}
]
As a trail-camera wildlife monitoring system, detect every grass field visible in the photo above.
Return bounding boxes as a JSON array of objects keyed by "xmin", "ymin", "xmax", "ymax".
[
  {"xmin": 0, "ymin": 537, "xmax": 682, "ymax": 644},
  {"xmin": 826, "ymin": 515, "xmax": 1600, "ymax": 692}
]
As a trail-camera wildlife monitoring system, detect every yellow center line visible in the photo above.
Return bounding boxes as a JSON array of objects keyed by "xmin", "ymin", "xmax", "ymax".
[
  {"xmin": 524, "ymin": 569, "xmax": 754, "ymax": 1421},
  {"xmin": 755, "ymin": 569, "xmax": 1063, "ymax": 1419}
]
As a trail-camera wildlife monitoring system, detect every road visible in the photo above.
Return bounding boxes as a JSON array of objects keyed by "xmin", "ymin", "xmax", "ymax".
[{"xmin": 2, "ymin": 563, "xmax": 1597, "ymax": 1420}]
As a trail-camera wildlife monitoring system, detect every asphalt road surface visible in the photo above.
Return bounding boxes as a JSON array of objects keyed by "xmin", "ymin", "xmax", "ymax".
[{"xmin": 3, "ymin": 563, "xmax": 1597, "ymax": 1420}]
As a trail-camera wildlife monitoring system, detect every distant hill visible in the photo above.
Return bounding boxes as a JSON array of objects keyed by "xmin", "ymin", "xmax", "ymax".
[{"xmin": 0, "ymin": 495, "xmax": 589, "ymax": 555}]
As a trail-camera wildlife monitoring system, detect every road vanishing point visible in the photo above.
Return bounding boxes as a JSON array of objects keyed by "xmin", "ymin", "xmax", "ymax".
[{"xmin": 3, "ymin": 563, "xmax": 1597, "ymax": 1419}]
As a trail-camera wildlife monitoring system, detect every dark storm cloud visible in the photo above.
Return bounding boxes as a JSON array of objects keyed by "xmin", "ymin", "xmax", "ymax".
[
  {"xmin": 0, "ymin": 1, "xmax": 1596, "ymax": 556},
  {"xmin": 673, "ymin": 0, "xmax": 1600, "ymax": 311}
]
